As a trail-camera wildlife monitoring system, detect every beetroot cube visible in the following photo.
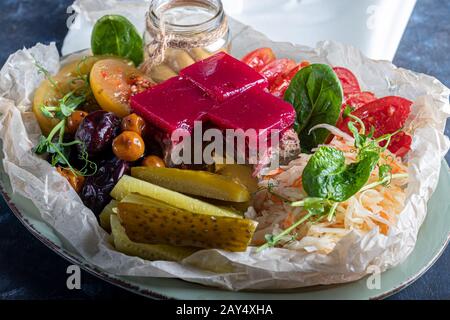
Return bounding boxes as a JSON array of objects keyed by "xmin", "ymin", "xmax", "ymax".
[
  {"xmin": 207, "ymin": 88, "xmax": 296, "ymax": 140},
  {"xmin": 130, "ymin": 77, "xmax": 214, "ymax": 133},
  {"xmin": 180, "ymin": 52, "xmax": 268, "ymax": 102}
]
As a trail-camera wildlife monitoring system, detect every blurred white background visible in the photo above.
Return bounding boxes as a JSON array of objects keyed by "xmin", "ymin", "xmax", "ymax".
[
  {"xmin": 222, "ymin": 0, "xmax": 417, "ymax": 61},
  {"xmin": 63, "ymin": 0, "xmax": 417, "ymax": 62}
]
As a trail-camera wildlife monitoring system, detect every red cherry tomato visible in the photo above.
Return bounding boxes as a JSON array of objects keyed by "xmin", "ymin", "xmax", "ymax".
[
  {"xmin": 260, "ymin": 59, "xmax": 297, "ymax": 88},
  {"xmin": 381, "ymin": 131, "xmax": 412, "ymax": 157},
  {"xmin": 242, "ymin": 48, "xmax": 276, "ymax": 72},
  {"xmin": 339, "ymin": 96, "xmax": 413, "ymax": 156},
  {"xmin": 344, "ymin": 91, "xmax": 377, "ymax": 110},
  {"xmin": 333, "ymin": 67, "xmax": 361, "ymax": 98}
]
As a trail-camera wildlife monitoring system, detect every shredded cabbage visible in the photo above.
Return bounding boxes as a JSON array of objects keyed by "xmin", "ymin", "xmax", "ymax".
[{"xmin": 251, "ymin": 137, "xmax": 408, "ymax": 253}]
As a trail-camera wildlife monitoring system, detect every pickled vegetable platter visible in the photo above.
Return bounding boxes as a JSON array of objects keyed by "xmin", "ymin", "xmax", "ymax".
[{"xmin": 15, "ymin": 11, "xmax": 448, "ymax": 290}]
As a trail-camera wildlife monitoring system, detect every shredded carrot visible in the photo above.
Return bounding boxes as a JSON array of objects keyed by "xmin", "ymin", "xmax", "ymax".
[
  {"xmin": 376, "ymin": 212, "xmax": 390, "ymax": 235},
  {"xmin": 264, "ymin": 168, "xmax": 284, "ymax": 179},
  {"xmin": 282, "ymin": 212, "xmax": 295, "ymax": 229},
  {"xmin": 292, "ymin": 178, "xmax": 303, "ymax": 188},
  {"xmin": 270, "ymin": 194, "xmax": 284, "ymax": 205}
]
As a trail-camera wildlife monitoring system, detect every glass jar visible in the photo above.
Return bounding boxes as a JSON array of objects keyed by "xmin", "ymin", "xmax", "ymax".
[{"xmin": 143, "ymin": 0, "xmax": 231, "ymax": 83}]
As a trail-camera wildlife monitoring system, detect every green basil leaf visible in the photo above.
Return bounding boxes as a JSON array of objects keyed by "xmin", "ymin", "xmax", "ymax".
[
  {"xmin": 91, "ymin": 15, "xmax": 144, "ymax": 66},
  {"xmin": 302, "ymin": 146, "xmax": 380, "ymax": 202},
  {"xmin": 284, "ymin": 64, "xmax": 343, "ymax": 152}
]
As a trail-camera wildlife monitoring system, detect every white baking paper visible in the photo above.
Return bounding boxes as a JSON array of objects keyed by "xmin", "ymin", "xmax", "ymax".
[{"xmin": 0, "ymin": 0, "xmax": 449, "ymax": 290}]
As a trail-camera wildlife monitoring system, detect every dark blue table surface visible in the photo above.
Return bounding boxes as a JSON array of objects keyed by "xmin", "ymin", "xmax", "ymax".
[{"xmin": 0, "ymin": 0, "xmax": 449, "ymax": 300}]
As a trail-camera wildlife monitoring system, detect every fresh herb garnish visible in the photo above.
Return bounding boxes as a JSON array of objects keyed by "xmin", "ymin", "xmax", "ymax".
[
  {"xmin": 284, "ymin": 64, "xmax": 343, "ymax": 152},
  {"xmin": 91, "ymin": 15, "xmax": 144, "ymax": 66},
  {"xmin": 258, "ymin": 114, "xmax": 408, "ymax": 252}
]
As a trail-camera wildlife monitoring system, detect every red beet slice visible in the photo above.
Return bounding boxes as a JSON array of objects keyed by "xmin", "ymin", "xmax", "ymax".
[
  {"xmin": 207, "ymin": 88, "xmax": 296, "ymax": 141},
  {"xmin": 181, "ymin": 52, "xmax": 268, "ymax": 102},
  {"xmin": 130, "ymin": 77, "xmax": 214, "ymax": 133}
]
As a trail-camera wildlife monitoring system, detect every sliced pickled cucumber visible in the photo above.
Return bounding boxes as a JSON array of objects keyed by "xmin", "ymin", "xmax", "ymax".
[
  {"xmin": 215, "ymin": 165, "xmax": 258, "ymax": 194},
  {"xmin": 189, "ymin": 48, "xmax": 213, "ymax": 61},
  {"xmin": 118, "ymin": 194, "xmax": 257, "ymax": 252},
  {"xmin": 99, "ymin": 199, "xmax": 119, "ymax": 232},
  {"xmin": 111, "ymin": 215, "xmax": 196, "ymax": 261},
  {"xmin": 111, "ymin": 175, "xmax": 241, "ymax": 218},
  {"xmin": 194, "ymin": 197, "xmax": 250, "ymax": 215},
  {"xmin": 165, "ymin": 49, "xmax": 196, "ymax": 72},
  {"xmin": 131, "ymin": 167, "xmax": 250, "ymax": 202},
  {"xmin": 149, "ymin": 64, "xmax": 177, "ymax": 83}
]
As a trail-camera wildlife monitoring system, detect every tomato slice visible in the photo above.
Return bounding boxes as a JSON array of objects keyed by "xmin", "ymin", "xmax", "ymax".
[
  {"xmin": 269, "ymin": 61, "xmax": 311, "ymax": 98},
  {"xmin": 333, "ymin": 67, "xmax": 361, "ymax": 98},
  {"xmin": 344, "ymin": 91, "xmax": 377, "ymax": 110},
  {"xmin": 269, "ymin": 64, "xmax": 301, "ymax": 98},
  {"xmin": 381, "ymin": 131, "xmax": 412, "ymax": 157},
  {"xmin": 242, "ymin": 48, "xmax": 276, "ymax": 72},
  {"xmin": 340, "ymin": 96, "xmax": 412, "ymax": 134},
  {"xmin": 260, "ymin": 59, "xmax": 297, "ymax": 88},
  {"xmin": 339, "ymin": 96, "xmax": 413, "ymax": 156}
]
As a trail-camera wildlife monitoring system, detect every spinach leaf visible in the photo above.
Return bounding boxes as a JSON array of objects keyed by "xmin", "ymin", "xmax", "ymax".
[
  {"xmin": 302, "ymin": 146, "xmax": 380, "ymax": 202},
  {"xmin": 284, "ymin": 64, "xmax": 343, "ymax": 152},
  {"xmin": 91, "ymin": 15, "xmax": 144, "ymax": 66}
]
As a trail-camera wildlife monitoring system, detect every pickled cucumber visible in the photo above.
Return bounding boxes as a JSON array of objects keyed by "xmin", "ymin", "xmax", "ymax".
[
  {"xmin": 131, "ymin": 167, "xmax": 250, "ymax": 202},
  {"xmin": 215, "ymin": 164, "xmax": 258, "ymax": 194},
  {"xmin": 117, "ymin": 194, "xmax": 257, "ymax": 252},
  {"xmin": 110, "ymin": 215, "xmax": 196, "ymax": 261},
  {"xmin": 149, "ymin": 64, "xmax": 177, "ymax": 83},
  {"xmin": 99, "ymin": 199, "xmax": 118, "ymax": 232},
  {"xmin": 165, "ymin": 49, "xmax": 196, "ymax": 72},
  {"xmin": 111, "ymin": 175, "xmax": 241, "ymax": 218},
  {"xmin": 189, "ymin": 48, "xmax": 213, "ymax": 61}
]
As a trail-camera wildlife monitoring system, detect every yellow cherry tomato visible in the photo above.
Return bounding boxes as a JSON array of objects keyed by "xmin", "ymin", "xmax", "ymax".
[
  {"xmin": 90, "ymin": 59, "xmax": 154, "ymax": 117},
  {"xmin": 33, "ymin": 56, "xmax": 104, "ymax": 136}
]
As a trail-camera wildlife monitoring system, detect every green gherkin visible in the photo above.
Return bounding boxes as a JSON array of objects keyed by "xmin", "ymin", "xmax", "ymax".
[
  {"xmin": 111, "ymin": 214, "xmax": 197, "ymax": 262},
  {"xmin": 117, "ymin": 194, "xmax": 257, "ymax": 252}
]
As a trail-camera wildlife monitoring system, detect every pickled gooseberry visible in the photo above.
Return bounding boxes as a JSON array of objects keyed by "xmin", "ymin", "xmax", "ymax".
[
  {"xmin": 66, "ymin": 111, "xmax": 89, "ymax": 135},
  {"xmin": 56, "ymin": 167, "xmax": 85, "ymax": 193},
  {"xmin": 112, "ymin": 131, "xmax": 145, "ymax": 162},
  {"xmin": 142, "ymin": 155, "xmax": 166, "ymax": 168},
  {"xmin": 121, "ymin": 113, "xmax": 146, "ymax": 135}
]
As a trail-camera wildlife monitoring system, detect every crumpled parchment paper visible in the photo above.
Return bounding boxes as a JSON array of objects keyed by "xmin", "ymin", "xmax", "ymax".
[{"xmin": 0, "ymin": 0, "xmax": 449, "ymax": 291}]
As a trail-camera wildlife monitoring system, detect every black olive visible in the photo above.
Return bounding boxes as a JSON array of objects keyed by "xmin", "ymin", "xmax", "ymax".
[
  {"xmin": 80, "ymin": 157, "xmax": 130, "ymax": 215},
  {"xmin": 75, "ymin": 110, "xmax": 121, "ymax": 157}
]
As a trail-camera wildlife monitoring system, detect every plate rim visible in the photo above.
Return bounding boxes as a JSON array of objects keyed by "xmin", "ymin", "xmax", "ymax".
[
  {"xmin": 0, "ymin": 185, "xmax": 171, "ymax": 300},
  {"xmin": 1, "ymin": 166, "xmax": 449, "ymax": 300}
]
